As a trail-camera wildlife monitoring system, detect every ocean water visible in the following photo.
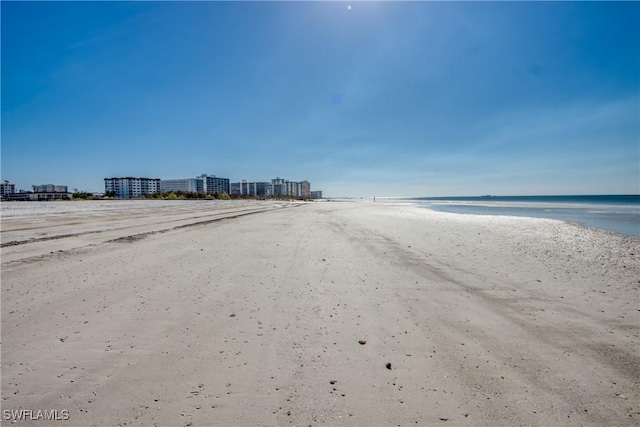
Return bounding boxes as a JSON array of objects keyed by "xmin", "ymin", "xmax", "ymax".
[{"xmin": 402, "ymin": 195, "xmax": 640, "ymax": 237}]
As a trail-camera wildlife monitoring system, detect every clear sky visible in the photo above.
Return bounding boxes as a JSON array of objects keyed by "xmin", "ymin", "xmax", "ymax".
[{"xmin": 2, "ymin": 1, "xmax": 639, "ymax": 197}]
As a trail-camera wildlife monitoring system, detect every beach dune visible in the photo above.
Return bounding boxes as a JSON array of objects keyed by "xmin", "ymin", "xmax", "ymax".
[{"xmin": 2, "ymin": 200, "xmax": 638, "ymax": 426}]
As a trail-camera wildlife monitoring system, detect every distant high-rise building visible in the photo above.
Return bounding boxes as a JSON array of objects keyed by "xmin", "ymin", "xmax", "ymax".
[
  {"xmin": 255, "ymin": 182, "xmax": 270, "ymax": 197},
  {"xmin": 271, "ymin": 177, "xmax": 285, "ymax": 197},
  {"xmin": 230, "ymin": 180, "xmax": 271, "ymax": 197},
  {"xmin": 1, "ymin": 181, "xmax": 16, "ymax": 197},
  {"xmin": 301, "ymin": 181, "xmax": 311, "ymax": 199},
  {"xmin": 104, "ymin": 177, "xmax": 160, "ymax": 198},
  {"xmin": 310, "ymin": 190, "xmax": 323, "ymax": 199},
  {"xmin": 160, "ymin": 178, "xmax": 205, "ymax": 194},
  {"xmin": 231, "ymin": 177, "xmax": 311, "ymax": 198},
  {"xmin": 199, "ymin": 174, "xmax": 230, "ymax": 195},
  {"xmin": 35, "ymin": 184, "xmax": 68, "ymax": 193},
  {"xmin": 285, "ymin": 181, "xmax": 302, "ymax": 197},
  {"xmin": 230, "ymin": 182, "xmax": 241, "ymax": 196}
]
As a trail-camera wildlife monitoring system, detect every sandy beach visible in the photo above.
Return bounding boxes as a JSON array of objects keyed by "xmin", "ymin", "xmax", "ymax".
[{"xmin": 1, "ymin": 200, "xmax": 638, "ymax": 426}]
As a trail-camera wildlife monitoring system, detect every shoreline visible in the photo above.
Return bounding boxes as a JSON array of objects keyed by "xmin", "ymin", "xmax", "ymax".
[
  {"xmin": 369, "ymin": 198, "xmax": 640, "ymax": 238},
  {"xmin": 2, "ymin": 201, "xmax": 638, "ymax": 426},
  {"xmin": 421, "ymin": 205, "xmax": 640, "ymax": 238}
]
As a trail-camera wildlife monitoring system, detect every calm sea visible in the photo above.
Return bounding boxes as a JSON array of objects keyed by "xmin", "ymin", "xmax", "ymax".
[{"xmin": 401, "ymin": 195, "xmax": 640, "ymax": 237}]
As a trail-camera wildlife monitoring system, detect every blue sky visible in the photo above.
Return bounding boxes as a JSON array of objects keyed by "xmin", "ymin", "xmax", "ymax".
[{"xmin": 2, "ymin": 1, "xmax": 639, "ymax": 197}]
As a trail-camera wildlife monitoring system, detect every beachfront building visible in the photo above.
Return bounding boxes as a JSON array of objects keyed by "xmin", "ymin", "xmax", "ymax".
[
  {"xmin": 255, "ymin": 181, "xmax": 271, "ymax": 197},
  {"xmin": 270, "ymin": 177, "xmax": 302, "ymax": 197},
  {"xmin": 160, "ymin": 178, "xmax": 205, "ymax": 194},
  {"xmin": 104, "ymin": 177, "xmax": 160, "ymax": 198},
  {"xmin": 35, "ymin": 184, "xmax": 68, "ymax": 193},
  {"xmin": 301, "ymin": 181, "xmax": 311, "ymax": 199},
  {"xmin": 273, "ymin": 178, "xmax": 304, "ymax": 197},
  {"xmin": 5, "ymin": 192, "xmax": 73, "ymax": 201},
  {"xmin": 270, "ymin": 177, "xmax": 286, "ymax": 197},
  {"xmin": 30, "ymin": 191, "xmax": 73, "ymax": 201},
  {"xmin": 310, "ymin": 191, "xmax": 323, "ymax": 199},
  {"xmin": 3, "ymin": 183, "xmax": 72, "ymax": 201},
  {"xmin": 1, "ymin": 181, "xmax": 16, "ymax": 197},
  {"xmin": 230, "ymin": 180, "xmax": 271, "ymax": 197},
  {"xmin": 285, "ymin": 181, "xmax": 302, "ymax": 197},
  {"xmin": 199, "ymin": 174, "xmax": 230, "ymax": 196},
  {"xmin": 230, "ymin": 177, "xmax": 312, "ymax": 198}
]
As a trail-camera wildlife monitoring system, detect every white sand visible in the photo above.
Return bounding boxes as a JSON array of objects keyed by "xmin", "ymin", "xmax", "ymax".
[{"xmin": 1, "ymin": 200, "xmax": 638, "ymax": 426}]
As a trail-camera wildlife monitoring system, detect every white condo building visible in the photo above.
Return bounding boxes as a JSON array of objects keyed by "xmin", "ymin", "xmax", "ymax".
[
  {"xmin": 230, "ymin": 177, "xmax": 311, "ymax": 198},
  {"xmin": 35, "ymin": 184, "xmax": 68, "ymax": 193},
  {"xmin": 160, "ymin": 178, "xmax": 204, "ymax": 194},
  {"xmin": 230, "ymin": 180, "xmax": 271, "ymax": 197},
  {"xmin": 1, "ymin": 181, "xmax": 16, "ymax": 197},
  {"xmin": 272, "ymin": 177, "xmax": 302, "ymax": 197},
  {"xmin": 198, "ymin": 174, "xmax": 230, "ymax": 195},
  {"xmin": 104, "ymin": 177, "xmax": 160, "ymax": 198}
]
